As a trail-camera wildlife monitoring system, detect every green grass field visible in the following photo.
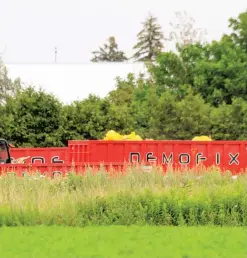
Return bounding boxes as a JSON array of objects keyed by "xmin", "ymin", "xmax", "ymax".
[{"xmin": 0, "ymin": 226, "xmax": 246, "ymax": 258}]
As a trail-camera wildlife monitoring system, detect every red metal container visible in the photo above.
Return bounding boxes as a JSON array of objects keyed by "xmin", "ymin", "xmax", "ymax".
[
  {"xmin": 11, "ymin": 147, "xmax": 68, "ymax": 164},
  {"xmin": 3, "ymin": 140, "xmax": 247, "ymax": 177},
  {"xmin": 68, "ymin": 140, "xmax": 247, "ymax": 174}
]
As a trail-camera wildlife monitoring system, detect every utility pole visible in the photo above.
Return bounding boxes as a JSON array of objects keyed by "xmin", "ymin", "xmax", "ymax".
[{"xmin": 54, "ymin": 46, "xmax": 57, "ymax": 63}]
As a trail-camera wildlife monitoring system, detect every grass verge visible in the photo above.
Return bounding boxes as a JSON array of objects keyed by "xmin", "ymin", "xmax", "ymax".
[{"xmin": 0, "ymin": 166, "xmax": 246, "ymax": 226}]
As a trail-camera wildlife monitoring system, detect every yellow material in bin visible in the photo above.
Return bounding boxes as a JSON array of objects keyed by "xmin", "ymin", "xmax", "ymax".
[
  {"xmin": 192, "ymin": 136, "xmax": 212, "ymax": 141},
  {"xmin": 104, "ymin": 130, "xmax": 124, "ymax": 140},
  {"xmin": 103, "ymin": 130, "xmax": 143, "ymax": 141},
  {"xmin": 134, "ymin": 135, "xmax": 143, "ymax": 140},
  {"xmin": 124, "ymin": 132, "xmax": 142, "ymax": 140}
]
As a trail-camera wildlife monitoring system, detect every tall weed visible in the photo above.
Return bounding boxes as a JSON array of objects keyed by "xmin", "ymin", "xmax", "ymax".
[{"xmin": 0, "ymin": 166, "xmax": 246, "ymax": 226}]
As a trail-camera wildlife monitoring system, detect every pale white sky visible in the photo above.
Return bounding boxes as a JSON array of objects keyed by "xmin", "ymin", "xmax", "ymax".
[{"xmin": 1, "ymin": 0, "xmax": 246, "ymax": 103}]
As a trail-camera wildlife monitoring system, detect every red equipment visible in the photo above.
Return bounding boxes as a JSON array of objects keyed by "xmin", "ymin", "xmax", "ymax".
[{"xmin": 0, "ymin": 139, "xmax": 246, "ymax": 177}]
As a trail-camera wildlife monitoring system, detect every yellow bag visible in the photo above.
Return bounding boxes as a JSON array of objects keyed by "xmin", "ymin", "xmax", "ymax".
[
  {"xmin": 123, "ymin": 132, "xmax": 135, "ymax": 139},
  {"xmin": 134, "ymin": 135, "xmax": 143, "ymax": 140},
  {"xmin": 105, "ymin": 130, "xmax": 116, "ymax": 140},
  {"xmin": 124, "ymin": 132, "xmax": 143, "ymax": 141},
  {"xmin": 192, "ymin": 136, "xmax": 212, "ymax": 141},
  {"xmin": 104, "ymin": 130, "xmax": 124, "ymax": 140},
  {"xmin": 103, "ymin": 130, "xmax": 143, "ymax": 141}
]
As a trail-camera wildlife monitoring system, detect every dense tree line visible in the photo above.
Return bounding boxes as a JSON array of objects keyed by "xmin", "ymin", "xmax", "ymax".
[{"xmin": 0, "ymin": 9, "xmax": 247, "ymax": 147}]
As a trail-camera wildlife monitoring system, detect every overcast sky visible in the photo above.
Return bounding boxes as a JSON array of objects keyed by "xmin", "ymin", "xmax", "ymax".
[{"xmin": 1, "ymin": 0, "xmax": 246, "ymax": 64}]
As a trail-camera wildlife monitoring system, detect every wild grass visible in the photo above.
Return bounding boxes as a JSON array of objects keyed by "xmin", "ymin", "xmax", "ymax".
[{"xmin": 0, "ymin": 165, "xmax": 246, "ymax": 226}]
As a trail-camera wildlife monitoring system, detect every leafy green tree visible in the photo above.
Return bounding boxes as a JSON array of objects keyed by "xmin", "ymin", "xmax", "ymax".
[
  {"xmin": 210, "ymin": 98, "xmax": 247, "ymax": 140},
  {"xmin": 147, "ymin": 88, "xmax": 212, "ymax": 140},
  {"xmin": 63, "ymin": 95, "xmax": 112, "ymax": 140},
  {"xmin": 64, "ymin": 93, "xmax": 137, "ymax": 139},
  {"xmin": 108, "ymin": 72, "xmax": 156, "ymax": 137},
  {"xmin": 108, "ymin": 73, "xmax": 138, "ymax": 106},
  {"xmin": 0, "ymin": 60, "xmax": 22, "ymax": 142},
  {"xmin": 0, "ymin": 60, "xmax": 22, "ymax": 105},
  {"xmin": 0, "ymin": 101, "xmax": 15, "ymax": 141},
  {"xmin": 91, "ymin": 36, "xmax": 127, "ymax": 62},
  {"xmin": 148, "ymin": 91, "xmax": 180, "ymax": 139},
  {"xmin": 149, "ymin": 36, "xmax": 247, "ymax": 106},
  {"xmin": 192, "ymin": 39, "xmax": 247, "ymax": 106},
  {"xmin": 132, "ymin": 14, "xmax": 164, "ymax": 62},
  {"xmin": 176, "ymin": 88, "xmax": 212, "ymax": 139},
  {"xmin": 105, "ymin": 103, "xmax": 136, "ymax": 134},
  {"xmin": 228, "ymin": 9, "xmax": 247, "ymax": 51},
  {"xmin": 4, "ymin": 86, "xmax": 65, "ymax": 147},
  {"xmin": 61, "ymin": 104, "xmax": 82, "ymax": 142},
  {"xmin": 148, "ymin": 50, "xmax": 191, "ymax": 97},
  {"xmin": 127, "ymin": 77, "xmax": 157, "ymax": 138}
]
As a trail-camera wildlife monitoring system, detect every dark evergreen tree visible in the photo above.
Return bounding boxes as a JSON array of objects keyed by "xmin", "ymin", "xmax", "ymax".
[
  {"xmin": 91, "ymin": 36, "xmax": 127, "ymax": 62},
  {"xmin": 132, "ymin": 14, "xmax": 164, "ymax": 62}
]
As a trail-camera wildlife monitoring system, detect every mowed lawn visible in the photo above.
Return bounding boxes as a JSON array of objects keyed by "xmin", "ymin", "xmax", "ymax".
[{"xmin": 0, "ymin": 226, "xmax": 246, "ymax": 258}]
